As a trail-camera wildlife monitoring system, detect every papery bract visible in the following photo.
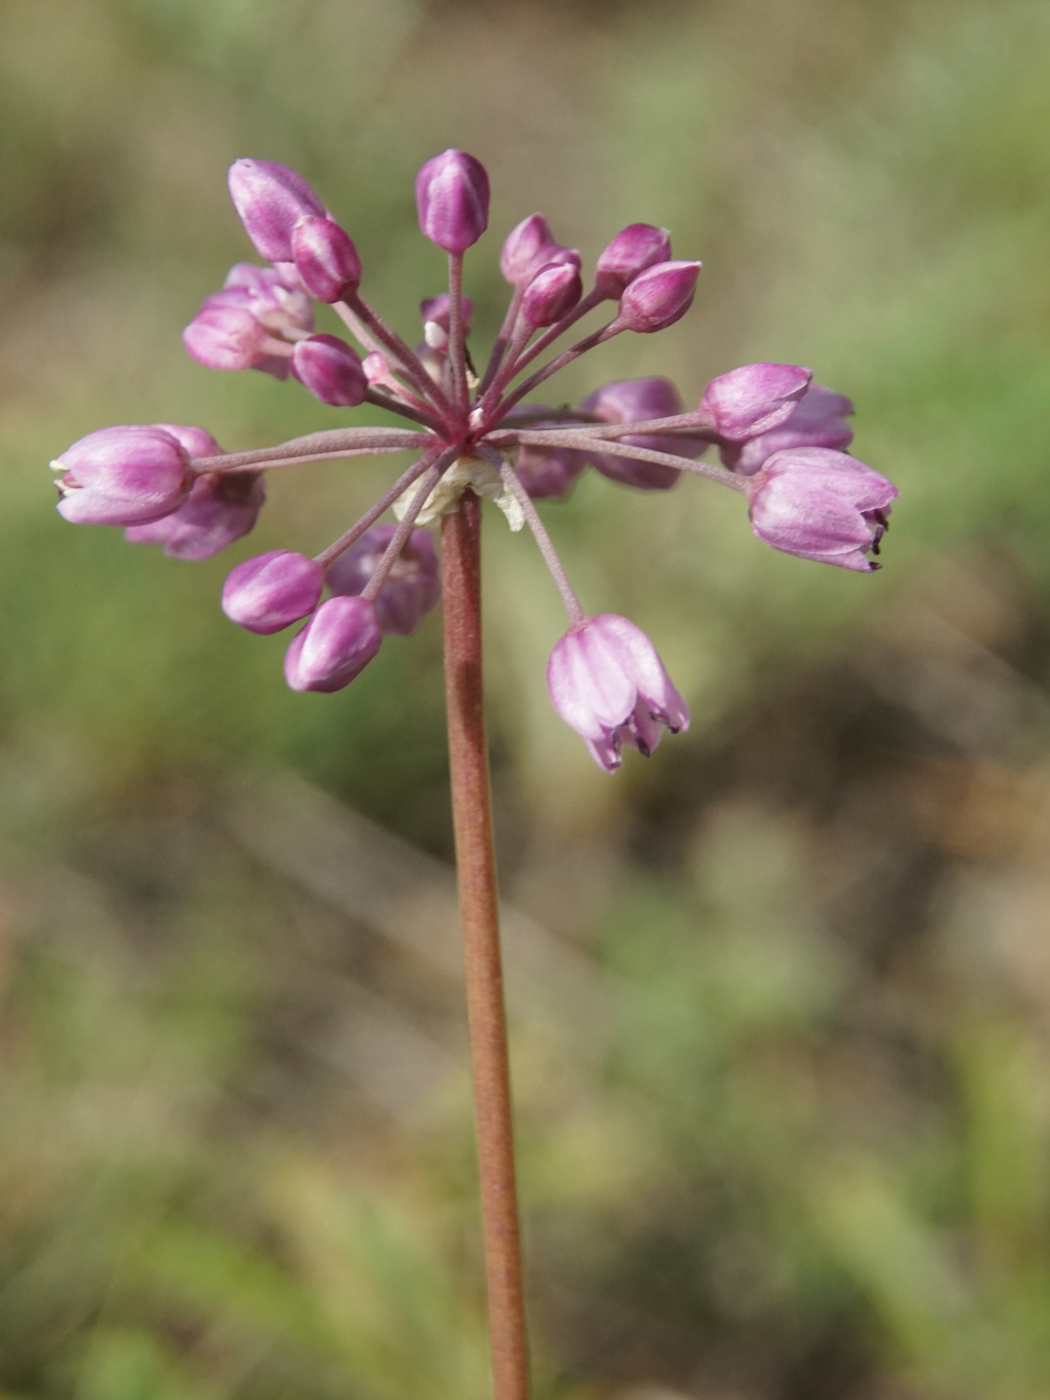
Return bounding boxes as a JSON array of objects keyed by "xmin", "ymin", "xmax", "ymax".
[
  {"xmin": 284, "ymin": 595, "xmax": 382, "ymax": 691},
  {"xmin": 54, "ymin": 426, "xmax": 194, "ymax": 526},
  {"xmin": 325, "ymin": 524, "xmax": 440, "ymax": 636},
  {"xmin": 744, "ymin": 447, "xmax": 898, "ymax": 571},
  {"xmin": 547, "ymin": 614, "xmax": 690, "ymax": 771},
  {"xmin": 222, "ymin": 550, "xmax": 324, "ymax": 633}
]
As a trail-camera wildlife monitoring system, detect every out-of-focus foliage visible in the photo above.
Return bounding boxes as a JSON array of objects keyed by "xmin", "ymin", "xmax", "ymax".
[{"xmin": 3, "ymin": 1, "xmax": 1050, "ymax": 1397}]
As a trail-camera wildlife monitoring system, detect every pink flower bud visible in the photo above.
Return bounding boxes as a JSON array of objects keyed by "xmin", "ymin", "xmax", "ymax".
[
  {"xmin": 221, "ymin": 263, "xmax": 314, "ymax": 336},
  {"xmin": 291, "ymin": 335, "xmax": 367, "ymax": 407},
  {"xmin": 414, "ymin": 149, "xmax": 490, "ymax": 254},
  {"xmin": 617, "ymin": 260, "xmax": 701, "ymax": 333},
  {"xmin": 520, "ymin": 261, "xmax": 583, "ymax": 329},
  {"xmin": 698, "ymin": 363, "xmax": 812, "ymax": 441},
  {"xmin": 227, "ymin": 159, "xmax": 326, "ymax": 262},
  {"xmin": 125, "ymin": 471, "xmax": 265, "ymax": 561},
  {"xmin": 284, "ymin": 596, "xmax": 382, "ymax": 692},
  {"xmin": 595, "ymin": 223, "xmax": 672, "ymax": 300},
  {"xmin": 183, "ymin": 296, "xmax": 270, "ymax": 372},
  {"xmin": 151, "ymin": 424, "xmax": 224, "ymax": 461},
  {"xmin": 526, "ymin": 244, "xmax": 581, "ymax": 279},
  {"xmin": 743, "ymin": 447, "xmax": 899, "ymax": 572},
  {"xmin": 547, "ymin": 614, "xmax": 690, "ymax": 771},
  {"xmin": 420, "ymin": 294, "xmax": 474, "ymax": 337},
  {"xmin": 325, "ymin": 525, "xmax": 440, "ymax": 636},
  {"xmin": 53, "ymin": 426, "xmax": 194, "ymax": 526},
  {"xmin": 515, "ymin": 442, "xmax": 586, "ymax": 500},
  {"xmin": 581, "ymin": 378, "xmax": 702, "ymax": 490},
  {"xmin": 221, "ymin": 550, "xmax": 324, "ymax": 633},
  {"xmin": 727, "ymin": 384, "xmax": 855, "ymax": 474},
  {"xmin": 500, "ymin": 213, "xmax": 554, "ymax": 285},
  {"xmin": 290, "ymin": 216, "xmax": 362, "ymax": 302}
]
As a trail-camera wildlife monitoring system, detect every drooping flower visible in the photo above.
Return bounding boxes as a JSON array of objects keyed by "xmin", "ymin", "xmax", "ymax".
[
  {"xmin": 547, "ymin": 614, "xmax": 690, "ymax": 772},
  {"xmin": 52, "ymin": 147, "xmax": 896, "ymax": 764},
  {"xmin": 744, "ymin": 447, "xmax": 898, "ymax": 571}
]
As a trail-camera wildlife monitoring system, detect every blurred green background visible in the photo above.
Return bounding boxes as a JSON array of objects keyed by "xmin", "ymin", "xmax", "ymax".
[{"xmin": 4, "ymin": 0, "xmax": 1050, "ymax": 1396}]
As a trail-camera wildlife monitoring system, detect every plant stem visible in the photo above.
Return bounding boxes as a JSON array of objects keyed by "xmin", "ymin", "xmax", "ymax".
[{"xmin": 441, "ymin": 491, "xmax": 530, "ymax": 1400}]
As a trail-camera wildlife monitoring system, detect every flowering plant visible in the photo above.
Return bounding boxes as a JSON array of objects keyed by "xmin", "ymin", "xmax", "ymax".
[{"xmin": 50, "ymin": 148, "xmax": 897, "ymax": 1400}]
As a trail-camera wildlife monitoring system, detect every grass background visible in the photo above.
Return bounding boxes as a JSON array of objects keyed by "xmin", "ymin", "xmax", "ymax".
[{"xmin": 3, "ymin": 1, "xmax": 1050, "ymax": 1397}]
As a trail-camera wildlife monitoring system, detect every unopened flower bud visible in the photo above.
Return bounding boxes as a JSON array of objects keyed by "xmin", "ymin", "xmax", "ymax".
[
  {"xmin": 227, "ymin": 159, "xmax": 326, "ymax": 262},
  {"xmin": 126, "ymin": 470, "xmax": 265, "ymax": 561},
  {"xmin": 222, "ymin": 550, "xmax": 324, "ymax": 634},
  {"xmin": 744, "ymin": 447, "xmax": 899, "ymax": 572},
  {"xmin": 526, "ymin": 243, "xmax": 581, "ymax": 279},
  {"xmin": 617, "ymin": 260, "xmax": 701, "ymax": 332},
  {"xmin": 284, "ymin": 596, "xmax": 382, "ymax": 692},
  {"xmin": 420, "ymin": 294, "xmax": 474, "ymax": 336},
  {"xmin": 581, "ymin": 378, "xmax": 701, "ymax": 490},
  {"xmin": 53, "ymin": 426, "xmax": 194, "ymax": 526},
  {"xmin": 291, "ymin": 335, "xmax": 367, "ymax": 407},
  {"xmin": 183, "ymin": 297, "xmax": 269, "ymax": 372},
  {"xmin": 547, "ymin": 614, "xmax": 690, "ymax": 772},
  {"xmin": 515, "ymin": 443, "xmax": 586, "ymax": 500},
  {"xmin": 698, "ymin": 363, "xmax": 812, "ymax": 441},
  {"xmin": 500, "ymin": 213, "xmax": 554, "ymax": 285},
  {"xmin": 520, "ymin": 261, "xmax": 583, "ymax": 329},
  {"xmin": 727, "ymin": 384, "xmax": 855, "ymax": 474},
  {"xmin": 414, "ymin": 149, "xmax": 490, "ymax": 254},
  {"xmin": 291, "ymin": 216, "xmax": 362, "ymax": 302},
  {"xmin": 325, "ymin": 525, "xmax": 440, "ymax": 636},
  {"xmin": 595, "ymin": 223, "xmax": 672, "ymax": 299}
]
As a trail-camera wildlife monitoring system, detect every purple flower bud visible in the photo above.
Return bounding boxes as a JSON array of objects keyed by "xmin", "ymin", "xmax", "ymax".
[
  {"xmin": 125, "ymin": 470, "xmax": 265, "ymax": 561},
  {"xmin": 547, "ymin": 614, "xmax": 690, "ymax": 772},
  {"xmin": 420, "ymin": 294, "xmax": 474, "ymax": 336},
  {"xmin": 595, "ymin": 223, "xmax": 672, "ymax": 300},
  {"xmin": 183, "ymin": 296, "xmax": 270, "ymax": 373},
  {"xmin": 581, "ymin": 378, "xmax": 702, "ymax": 490},
  {"xmin": 520, "ymin": 261, "xmax": 583, "ymax": 329},
  {"xmin": 325, "ymin": 525, "xmax": 440, "ymax": 636},
  {"xmin": 227, "ymin": 159, "xmax": 326, "ymax": 262},
  {"xmin": 290, "ymin": 216, "xmax": 362, "ymax": 302},
  {"xmin": 500, "ymin": 213, "xmax": 555, "ymax": 285},
  {"xmin": 744, "ymin": 447, "xmax": 899, "ymax": 572},
  {"xmin": 53, "ymin": 426, "xmax": 193, "ymax": 526},
  {"xmin": 221, "ymin": 550, "xmax": 324, "ymax": 633},
  {"xmin": 726, "ymin": 384, "xmax": 855, "ymax": 475},
  {"xmin": 515, "ymin": 429, "xmax": 587, "ymax": 499},
  {"xmin": 526, "ymin": 243, "xmax": 581, "ymax": 279},
  {"xmin": 291, "ymin": 335, "xmax": 367, "ymax": 407},
  {"xmin": 698, "ymin": 363, "xmax": 812, "ymax": 441},
  {"xmin": 617, "ymin": 260, "xmax": 701, "ymax": 333},
  {"xmin": 414, "ymin": 149, "xmax": 490, "ymax": 254},
  {"xmin": 284, "ymin": 596, "xmax": 382, "ymax": 693}
]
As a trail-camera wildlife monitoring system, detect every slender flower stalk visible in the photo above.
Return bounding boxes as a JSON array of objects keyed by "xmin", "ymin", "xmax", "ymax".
[
  {"xmin": 442, "ymin": 492, "xmax": 529, "ymax": 1400},
  {"xmin": 49, "ymin": 148, "xmax": 898, "ymax": 1400}
]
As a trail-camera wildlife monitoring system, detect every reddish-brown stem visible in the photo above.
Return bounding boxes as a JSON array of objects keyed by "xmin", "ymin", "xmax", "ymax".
[{"xmin": 441, "ymin": 493, "xmax": 530, "ymax": 1400}]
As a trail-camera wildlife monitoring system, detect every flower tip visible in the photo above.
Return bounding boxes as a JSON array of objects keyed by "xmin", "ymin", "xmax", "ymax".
[
  {"xmin": 227, "ymin": 158, "xmax": 326, "ymax": 262},
  {"xmin": 284, "ymin": 595, "xmax": 382, "ymax": 692},
  {"xmin": 616, "ymin": 260, "xmax": 701, "ymax": 333},
  {"xmin": 414, "ymin": 149, "xmax": 490, "ymax": 254}
]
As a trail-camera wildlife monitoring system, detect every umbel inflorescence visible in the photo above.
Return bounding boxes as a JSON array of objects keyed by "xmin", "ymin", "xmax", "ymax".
[{"xmin": 52, "ymin": 150, "xmax": 898, "ymax": 771}]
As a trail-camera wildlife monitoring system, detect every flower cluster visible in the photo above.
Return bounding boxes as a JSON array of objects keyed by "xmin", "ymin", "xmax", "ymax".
[{"xmin": 51, "ymin": 150, "xmax": 898, "ymax": 771}]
